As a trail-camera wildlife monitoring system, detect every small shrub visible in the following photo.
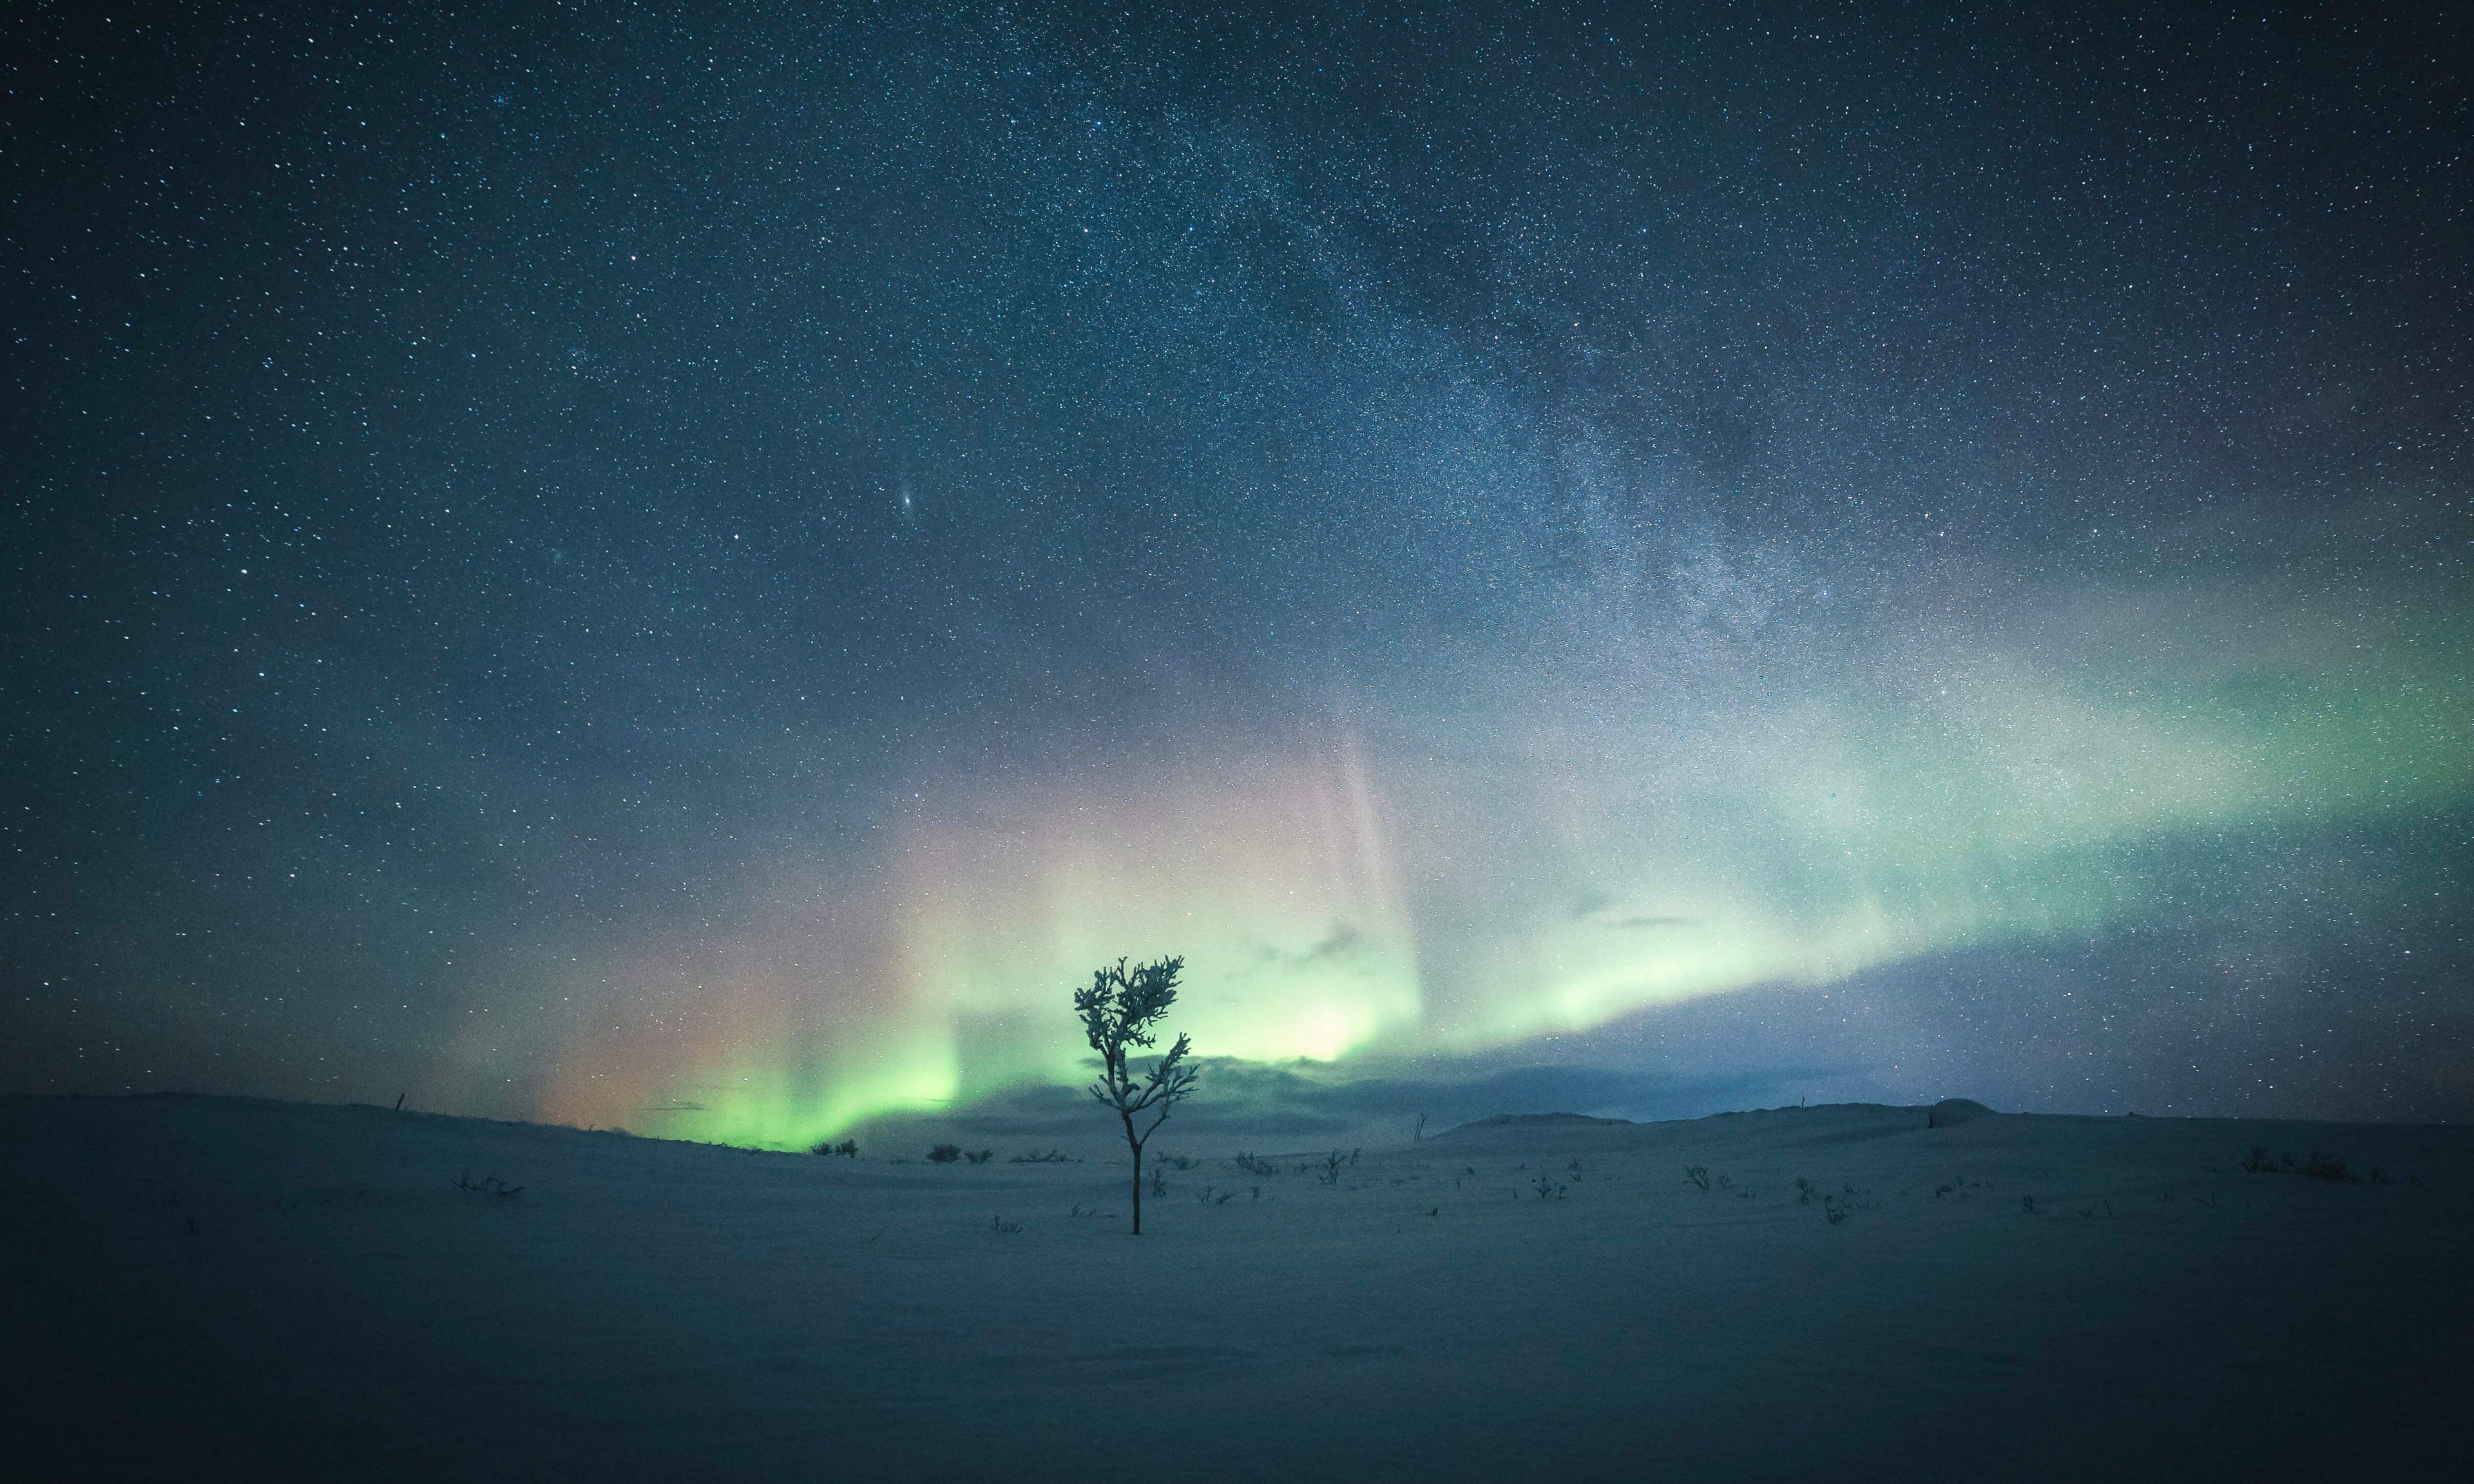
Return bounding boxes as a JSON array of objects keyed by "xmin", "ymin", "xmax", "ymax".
[
  {"xmin": 1683, "ymin": 1163, "xmax": 1711, "ymax": 1192},
  {"xmin": 1149, "ymin": 1163, "xmax": 1167, "ymax": 1196},
  {"xmin": 2241, "ymin": 1146, "xmax": 2275, "ymax": 1174},
  {"xmin": 2021, "ymin": 1195, "xmax": 2037, "ymax": 1214},
  {"xmin": 2296, "ymin": 1150, "xmax": 2353, "ymax": 1182},
  {"xmin": 964, "ymin": 1149, "xmax": 995, "ymax": 1165},
  {"xmin": 1232, "ymin": 1152, "xmax": 1277, "ymax": 1176},
  {"xmin": 1822, "ymin": 1195, "xmax": 1851, "ymax": 1225},
  {"xmin": 1795, "ymin": 1177, "xmax": 1814, "ymax": 1205},
  {"xmin": 990, "ymin": 1215, "xmax": 1022, "ymax": 1233},
  {"xmin": 926, "ymin": 1144, "xmax": 963, "ymax": 1164},
  {"xmin": 1715, "ymin": 1173, "xmax": 1733, "ymax": 1191},
  {"xmin": 1319, "ymin": 1151, "xmax": 1346, "ymax": 1186},
  {"xmin": 454, "ymin": 1170, "xmax": 524, "ymax": 1199},
  {"xmin": 1010, "ymin": 1149, "xmax": 1072, "ymax": 1164},
  {"xmin": 1160, "ymin": 1154, "xmax": 1198, "ymax": 1172},
  {"xmin": 2370, "ymin": 1167, "xmax": 2393, "ymax": 1186},
  {"xmin": 1531, "ymin": 1174, "xmax": 1567, "ymax": 1201}
]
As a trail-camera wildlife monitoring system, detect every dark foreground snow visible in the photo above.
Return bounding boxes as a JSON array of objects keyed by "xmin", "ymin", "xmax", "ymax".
[{"xmin": 5, "ymin": 1092, "xmax": 2468, "ymax": 1481}]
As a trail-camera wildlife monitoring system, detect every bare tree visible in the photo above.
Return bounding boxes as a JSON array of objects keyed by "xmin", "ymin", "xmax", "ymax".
[{"xmin": 1075, "ymin": 955, "xmax": 1198, "ymax": 1235}]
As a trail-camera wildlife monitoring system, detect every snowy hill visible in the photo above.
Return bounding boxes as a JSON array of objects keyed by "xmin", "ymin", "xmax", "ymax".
[{"xmin": 5, "ymin": 1092, "xmax": 2468, "ymax": 1481}]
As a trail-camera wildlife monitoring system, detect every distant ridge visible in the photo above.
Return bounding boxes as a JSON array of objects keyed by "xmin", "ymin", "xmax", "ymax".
[
  {"xmin": 1452, "ymin": 1112, "xmax": 1636, "ymax": 1132},
  {"xmin": 1444, "ymin": 1101, "xmax": 2007, "ymax": 1139},
  {"xmin": 1927, "ymin": 1098, "xmax": 1997, "ymax": 1127}
]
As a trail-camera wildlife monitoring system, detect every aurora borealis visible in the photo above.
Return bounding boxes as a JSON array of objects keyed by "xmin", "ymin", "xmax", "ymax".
[{"xmin": 6, "ymin": 2, "xmax": 2469, "ymax": 1145}]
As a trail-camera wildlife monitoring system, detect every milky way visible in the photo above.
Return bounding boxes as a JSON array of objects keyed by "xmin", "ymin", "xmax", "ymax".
[{"xmin": 7, "ymin": 3, "xmax": 2468, "ymax": 1141}]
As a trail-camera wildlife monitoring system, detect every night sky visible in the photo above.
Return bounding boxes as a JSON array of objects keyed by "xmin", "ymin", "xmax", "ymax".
[{"xmin": 7, "ymin": 1, "xmax": 2469, "ymax": 1144}]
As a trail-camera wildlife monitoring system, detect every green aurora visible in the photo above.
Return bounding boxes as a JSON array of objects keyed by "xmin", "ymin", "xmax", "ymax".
[{"xmin": 533, "ymin": 560, "xmax": 2471, "ymax": 1148}]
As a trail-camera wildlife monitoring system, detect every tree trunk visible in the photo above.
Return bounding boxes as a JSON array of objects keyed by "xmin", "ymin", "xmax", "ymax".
[{"xmin": 1124, "ymin": 1109, "xmax": 1143, "ymax": 1235}]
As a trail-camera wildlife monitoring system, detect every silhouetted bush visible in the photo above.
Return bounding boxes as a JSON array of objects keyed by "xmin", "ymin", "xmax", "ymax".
[
  {"xmin": 2301, "ymin": 1151, "xmax": 2358, "ymax": 1183},
  {"xmin": 964, "ymin": 1149, "xmax": 995, "ymax": 1165},
  {"xmin": 927, "ymin": 1143, "xmax": 963, "ymax": 1164}
]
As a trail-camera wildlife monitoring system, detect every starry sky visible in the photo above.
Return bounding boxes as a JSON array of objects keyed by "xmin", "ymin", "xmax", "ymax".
[{"xmin": 6, "ymin": 1, "xmax": 2470, "ymax": 1144}]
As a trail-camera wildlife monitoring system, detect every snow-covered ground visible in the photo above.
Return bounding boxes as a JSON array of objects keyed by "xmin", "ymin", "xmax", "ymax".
[{"xmin": 5, "ymin": 1092, "xmax": 2467, "ymax": 1481}]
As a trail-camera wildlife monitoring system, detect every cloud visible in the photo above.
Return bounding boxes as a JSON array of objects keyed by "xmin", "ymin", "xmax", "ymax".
[{"xmin": 1257, "ymin": 922, "xmax": 1372, "ymax": 967}]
